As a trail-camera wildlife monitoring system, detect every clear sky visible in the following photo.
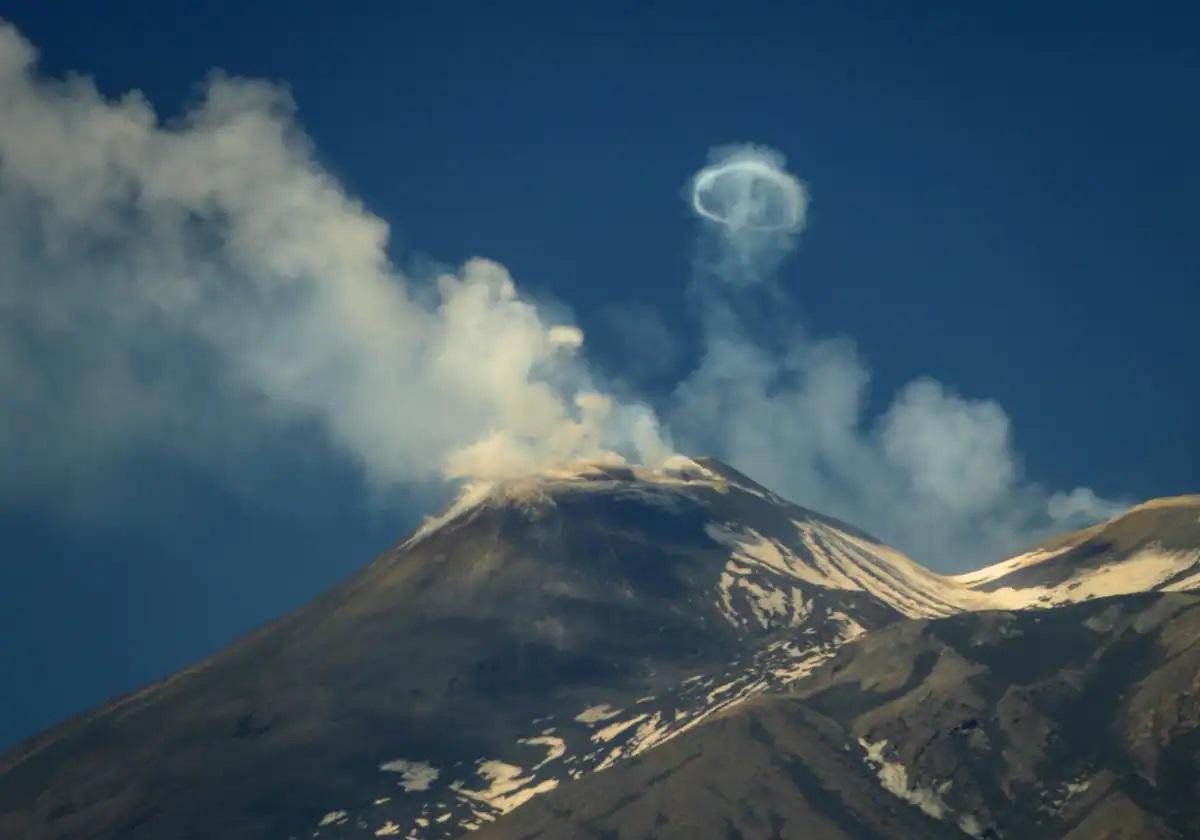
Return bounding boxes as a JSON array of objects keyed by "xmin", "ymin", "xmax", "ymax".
[{"xmin": 1, "ymin": 1, "xmax": 1197, "ymax": 747}]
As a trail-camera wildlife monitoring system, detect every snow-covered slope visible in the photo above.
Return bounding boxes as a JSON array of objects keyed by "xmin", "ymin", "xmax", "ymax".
[{"xmin": 952, "ymin": 495, "xmax": 1200, "ymax": 609}]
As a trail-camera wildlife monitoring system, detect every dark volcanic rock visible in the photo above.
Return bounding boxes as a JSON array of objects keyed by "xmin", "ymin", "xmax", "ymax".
[
  {"xmin": 0, "ymin": 458, "xmax": 938, "ymax": 840},
  {"xmin": 478, "ymin": 593, "xmax": 1200, "ymax": 840},
  {"xmin": 3, "ymin": 458, "xmax": 1195, "ymax": 840}
]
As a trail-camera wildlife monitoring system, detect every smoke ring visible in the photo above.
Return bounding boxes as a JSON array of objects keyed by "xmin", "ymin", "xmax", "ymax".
[{"xmin": 691, "ymin": 157, "xmax": 806, "ymax": 232}]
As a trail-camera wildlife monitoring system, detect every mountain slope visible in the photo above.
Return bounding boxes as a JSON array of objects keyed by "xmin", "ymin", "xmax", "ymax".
[
  {"xmin": 953, "ymin": 496, "xmax": 1200, "ymax": 608},
  {"xmin": 477, "ymin": 592, "xmax": 1200, "ymax": 840},
  {"xmin": 0, "ymin": 457, "xmax": 968, "ymax": 840},
  {"xmin": 1, "ymin": 458, "xmax": 1194, "ymax": 840}
]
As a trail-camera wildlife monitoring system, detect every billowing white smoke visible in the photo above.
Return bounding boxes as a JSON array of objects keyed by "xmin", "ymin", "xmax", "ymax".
[
  {"xmin": 0, "ymin": 21, "xmax": 1124, "ymax": 569},
  {"xmin": 673, "ymin": 145, "xmax": 1126, "ymax": 567},
  {"xmin": 0, "ymin": 22, "xmax": 669, "ymax": 511}
]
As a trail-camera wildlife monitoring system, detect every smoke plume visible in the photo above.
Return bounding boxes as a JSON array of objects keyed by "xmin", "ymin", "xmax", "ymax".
[
  {"xmin": 0, "ymin": 21, "xmax": 1125, "ymax": 569},
  {"xmin": 0, "ymin": 22, "xmax": 669, "ymax": 514},
  {"xmin": 672, "ymin": 145, "xmax": 1126, "ymax": 568}
]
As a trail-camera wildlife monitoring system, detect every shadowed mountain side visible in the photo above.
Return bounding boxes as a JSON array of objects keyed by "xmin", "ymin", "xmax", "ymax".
[
  {"xmin": 473, "ymin": 697, "xmax": 963, "ymax": 840},
  {"xmin": 478, "ymin": 592, "xmax": 1200, "ymax": 840}
]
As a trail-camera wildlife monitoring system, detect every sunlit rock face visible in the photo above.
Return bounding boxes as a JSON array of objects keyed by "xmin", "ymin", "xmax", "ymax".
[{"xmin": 0, "ymin": 460, "xmax": 1195, "ymax": 840}]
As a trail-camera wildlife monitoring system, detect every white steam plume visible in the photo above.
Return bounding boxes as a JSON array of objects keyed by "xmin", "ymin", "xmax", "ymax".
[
  {"xmin": 0, "ymin": 22, "xmax": 670, "ymax": 511},
  {"xmin": 673, "ymin": 144, "xmax": 1127, "ymax": 569},
  {"xmin": 0, "ymin": 21, "xmax": 1126, "ymax": 571}
]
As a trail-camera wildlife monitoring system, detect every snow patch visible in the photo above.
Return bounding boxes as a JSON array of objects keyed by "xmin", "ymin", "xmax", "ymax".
[
  {"xmin": 828, "ymin": 610, "xmax": 867, "ymax": 642},
  {"xmin": 709, "ymin": 524, "xmax": 831, "ymax": 589},
  {"xmin": 519, "ymin": 735, "xmax": 566, "ymax": 769},
  {"xmin": 575, "ymin": 704, "xmax": 622, "ymax": 724},
  {"xmin": 859, "ymin": 738, "xmax": 982, "ymax": 837},
  {"xmin": 593, "ymin": 714, "xmax": 650, "ymax": 743},
  {"xmin": 451, "ymin": 760, "xmax": 559, "ymax": 814},
  {"xmin": 318, "ymin": 810, "xmax": 348, "ymax": 827},
  {"xmin": 379, "ymin": 759, "xmax": 439, "ymax": 792}
]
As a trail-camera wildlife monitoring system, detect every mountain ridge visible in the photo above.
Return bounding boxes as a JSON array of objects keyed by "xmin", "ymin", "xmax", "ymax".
[
  {"xmin": 1, "ymin": 457, "xmax": 1196, "ymax": 840},
  {"xmin": 953, "ymin": 494, "xmax": 1200, "ymax": 609}
]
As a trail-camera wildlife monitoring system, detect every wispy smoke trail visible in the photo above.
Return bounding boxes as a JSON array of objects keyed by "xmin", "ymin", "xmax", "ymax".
[{"xmin": 672, "ymin": 145, "xmax": 1126, "ymax": 568}]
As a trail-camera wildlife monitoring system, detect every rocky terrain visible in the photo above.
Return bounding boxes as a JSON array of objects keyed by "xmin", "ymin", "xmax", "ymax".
[
  {"xmin": 0, "ymin": 458, "xmax": 1196, "ymax": 839},
  {"xmin": 479, "ymin": 592, "xmax": 1200, "ymax": 839}
]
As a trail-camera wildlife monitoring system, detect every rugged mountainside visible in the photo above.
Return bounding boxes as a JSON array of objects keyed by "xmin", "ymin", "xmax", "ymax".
[
  {"xmin": 0, "ymin": 458, "xmax": 965, "ymax": 840},
  {"xmin": 479, "ymin": 592, "xmax": 1200, "ymax": 840},
  {"xmin": 0, "ymin": 458, "xmax": 1196, "ymax": 840}
]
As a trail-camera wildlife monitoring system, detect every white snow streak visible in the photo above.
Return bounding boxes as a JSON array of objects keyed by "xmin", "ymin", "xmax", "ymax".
[
  {"xmin": 451, "ymin": 761, "xmax": 559, "ymax": 815},
  {"xmin": 575, "ymin": 704, "xmax": 623, "ymax": 724},
  {"xmin": 982, "ymin": 548, "xmax": 1200, "ymax": 609}
]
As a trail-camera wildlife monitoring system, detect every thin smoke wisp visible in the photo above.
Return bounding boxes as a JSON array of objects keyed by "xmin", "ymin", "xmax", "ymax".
[{"xmin": 672, "ymin": 145, "xmax": 1126, "ymax": 568}]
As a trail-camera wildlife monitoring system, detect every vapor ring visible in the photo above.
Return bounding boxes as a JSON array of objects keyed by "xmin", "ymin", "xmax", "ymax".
[{"xmin": 691, "ymin": 157, "xmax": 806, "ymax": 232}]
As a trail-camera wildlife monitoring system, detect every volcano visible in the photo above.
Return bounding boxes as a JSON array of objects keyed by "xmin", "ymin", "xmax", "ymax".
[{"xmin": 1, "ymin": 458, "xmax": 1197, "ymax": 840}]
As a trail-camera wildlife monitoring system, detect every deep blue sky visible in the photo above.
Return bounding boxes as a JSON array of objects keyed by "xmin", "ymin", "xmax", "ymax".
[{"xmin": 2, "ymin": 1, "xmax": 1197, "ymax": 747}]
